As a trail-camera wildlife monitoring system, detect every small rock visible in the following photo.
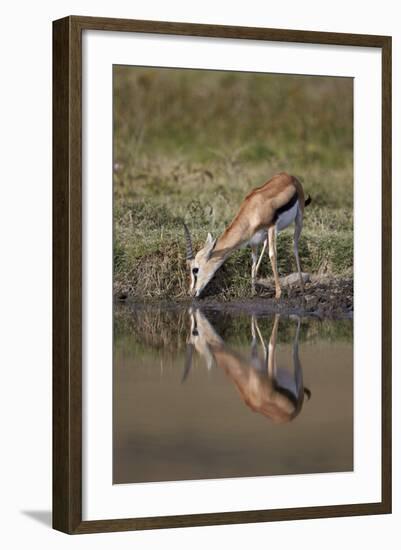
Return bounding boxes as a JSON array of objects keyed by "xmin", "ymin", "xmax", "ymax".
[
  {"xmin": 255, "ymin": 278, "xmax": 272, "ymax": 288},
  {"xmin": 281, "ymin": 272, "xmax": 311, "ymax": 287}
]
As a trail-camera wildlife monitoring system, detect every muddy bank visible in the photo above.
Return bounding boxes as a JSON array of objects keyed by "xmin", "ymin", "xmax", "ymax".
[{"xmin": 119, "ymin": 276, "xmax": 353, "ymax": 320}]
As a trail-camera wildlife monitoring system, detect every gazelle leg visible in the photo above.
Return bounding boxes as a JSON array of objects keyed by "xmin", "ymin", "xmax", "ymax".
[
  {"xmin": 251, "ymin": 314, "xmax": 257, "ymax": 340},
  {"xmin": 255, "ymin": 237, "xmax": 268, "ymax": 276},
  {"xmin": 268, "ymin": 314, "xmax": 280, "ymax": 378},
  {"xmin": 251, "ymin": 315, "xmax": 268, "ymax": 371},
  {"xmin": 254, "ymin": 317, "xmax": 267, "ymax": 359},
  {"xmin": 251, "ymin": 245, "xmax": 258, "ymax": 294},
  {"xmin": 292, "ymin": 315, "xmax": 303, "ymax": 396},
  {"xmin": 268, "ymin": 226, "xmax": 281, "ymax": 299},
  {"xmin": 294, "ymin": 209, "xmax": 305, "ymax": 294},
  {"xmin": 291, "ymin": 315, "xmax": 311, "ymax": 400},
  {"xmin": 251, "ymin": 315, "xmax": 258, "ymax": 360},
  {"xmin": 251, "ymin": 238, "xmax": 268, "ymax": 294}
]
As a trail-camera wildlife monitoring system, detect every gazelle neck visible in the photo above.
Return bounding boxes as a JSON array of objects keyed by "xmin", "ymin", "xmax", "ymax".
[{"xmin": 210, "ymin": 222, "xmax": 249, "ymax": 263}]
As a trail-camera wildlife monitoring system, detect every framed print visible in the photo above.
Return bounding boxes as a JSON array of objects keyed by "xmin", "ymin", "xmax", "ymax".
[{"xmin": 52, "ymin": 16, "xmax": 392, "ymax": 534}]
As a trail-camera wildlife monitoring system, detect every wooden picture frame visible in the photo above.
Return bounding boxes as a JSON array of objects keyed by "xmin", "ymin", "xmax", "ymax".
[{"xmin": 53, "ymin": 15, "xmax": 392, "ymax": 534}]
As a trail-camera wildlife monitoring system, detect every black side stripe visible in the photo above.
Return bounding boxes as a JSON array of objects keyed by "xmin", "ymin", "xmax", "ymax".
[{"xmin": 273, "ymin": 192, "xmax": 298, "ymax": 223}]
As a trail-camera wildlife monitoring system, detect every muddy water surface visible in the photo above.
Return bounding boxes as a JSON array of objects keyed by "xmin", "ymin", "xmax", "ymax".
[{"xmin": 113, "ymin": 304, "xmax": 353, "ymax": 484}]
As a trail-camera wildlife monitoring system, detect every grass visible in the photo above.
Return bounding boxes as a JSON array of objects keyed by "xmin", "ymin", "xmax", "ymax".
[{"xmin": 113, "ymin": 67, "xmax": 353, "ymax": 300}]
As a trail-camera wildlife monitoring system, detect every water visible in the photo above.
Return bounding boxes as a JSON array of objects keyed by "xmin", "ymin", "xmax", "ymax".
[{"xmin": 113, "ymin": 304, "xmax": 353, "ymax": 484}]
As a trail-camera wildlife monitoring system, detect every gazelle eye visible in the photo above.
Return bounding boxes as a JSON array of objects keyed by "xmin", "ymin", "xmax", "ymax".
[{"xmin": 192, "ymin": 268, "xmax": 199, "ymax": 275}]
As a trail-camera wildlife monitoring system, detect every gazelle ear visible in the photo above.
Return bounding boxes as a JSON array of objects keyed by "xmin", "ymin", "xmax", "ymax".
[
  {"xmin": 204, "ymin": 233, "xmax": 217, "ymax": 260},
  {"xmin": 205, "ymin": 232, "xmax": 214, "ymax": 246}
]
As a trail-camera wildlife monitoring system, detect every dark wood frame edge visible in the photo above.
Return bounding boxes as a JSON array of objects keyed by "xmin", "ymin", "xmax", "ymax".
[{"xmin": 52, "ymin": 15, "xmax": 392, "ymax": 535}]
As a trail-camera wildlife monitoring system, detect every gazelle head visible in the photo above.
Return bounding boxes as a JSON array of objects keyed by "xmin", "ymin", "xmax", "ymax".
[
  {"xmin": 183, "ymin": 224, "xmax": 219, "ymax": 297},
  {"xmin": 188, "ymin": 308, "xmax": 222, "ymax": 366}
]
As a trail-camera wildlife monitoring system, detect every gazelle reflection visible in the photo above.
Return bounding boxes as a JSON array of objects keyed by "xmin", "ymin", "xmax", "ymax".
[{"xmin": 184, "ymin": 311, "xmax": 311, "ymax": 423}]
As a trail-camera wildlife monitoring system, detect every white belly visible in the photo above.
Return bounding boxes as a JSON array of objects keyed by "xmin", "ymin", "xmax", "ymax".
[
  {"xmin": 276, "ymin": 200, "xmax": 299, "ymax": 232},
  {"xmin": 276, "ymin": 367, "xmax": 298, "ymax": 397},
  {"xmin": 248, "ymin": 228, "xmax": 268, "ymax": 247},
  {"xmin": 244, "ymin": 201, "xmax": 298, "ymax": 249}
]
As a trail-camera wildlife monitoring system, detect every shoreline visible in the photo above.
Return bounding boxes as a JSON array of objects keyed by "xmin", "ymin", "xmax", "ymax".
[{"xmin": 117, "ymin": 275, "xmax": 353, "ymax": 320}]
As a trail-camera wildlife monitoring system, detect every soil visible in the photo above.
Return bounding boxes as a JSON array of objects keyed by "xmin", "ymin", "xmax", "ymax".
[
  {"xmin": 191, "ymin": 277, "xmax": 352, "ymax": 320},
  {"xmin": 121, "ymin": 276, "xmax": 353, "ymax": 320}
]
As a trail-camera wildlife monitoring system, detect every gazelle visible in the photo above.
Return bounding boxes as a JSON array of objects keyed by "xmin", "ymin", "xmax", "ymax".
[
  {"xmin": 184, "ymin": 172, "xmax": 311, "ymax": 298},
  {"xmin": 184, "ymin": 310, "xmax": 311, "ymax": 424}
]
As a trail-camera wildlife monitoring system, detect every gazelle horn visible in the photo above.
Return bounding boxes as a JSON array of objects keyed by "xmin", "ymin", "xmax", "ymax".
[
  {"xmin": 183, "ymin": 223, "xmax": 194, "ymax": 260},
  {"xmin": 181, "ymin": 343, "xmax": 194, "ymax": 383}
]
